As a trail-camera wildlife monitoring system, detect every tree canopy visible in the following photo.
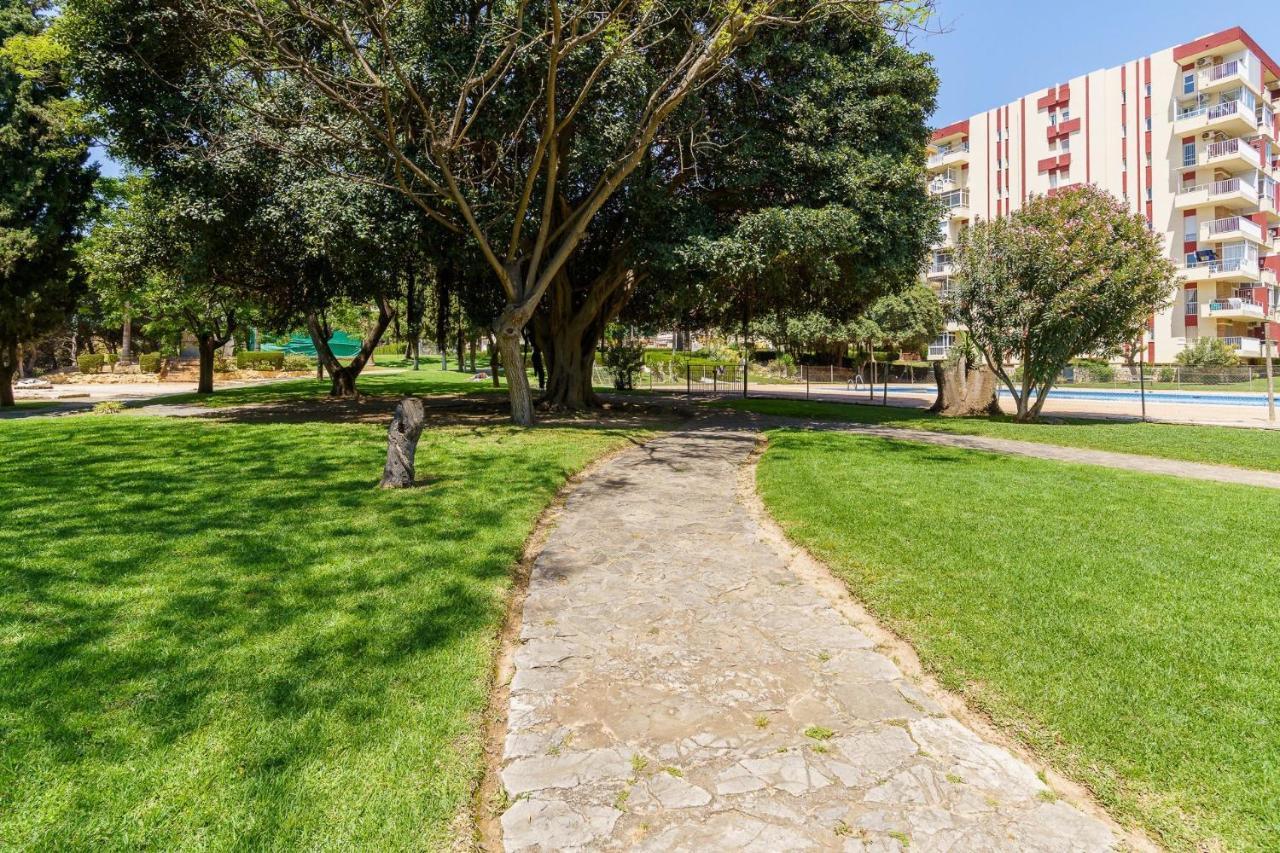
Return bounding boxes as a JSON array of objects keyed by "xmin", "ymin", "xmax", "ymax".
[
  {"xmin": 0, "ymin": 0, "xmax": 97, "ymax": 406},
  {"xmin": 952, "ymin": 185, "xmax": 1177, "ymax": 421}
]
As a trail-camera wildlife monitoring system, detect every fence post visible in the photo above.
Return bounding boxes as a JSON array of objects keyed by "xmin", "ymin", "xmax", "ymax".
[
  {"xmin": 829, "ymin": 365, "xmax": 834, "ymax": 383},
  {"xmin": 805, "ymin": 365, "xmax": 810, "ymax": 400},
  {"xmin": 742, "ymin": 361, "xmax": 749, "ymax": 399},
  {"xmin": 713, "ymin": 370, "xmax": 717, "ymax": 394},
  {"xmin": 686, "ymin": 363, "xmax": 691, "ymax": 397}
]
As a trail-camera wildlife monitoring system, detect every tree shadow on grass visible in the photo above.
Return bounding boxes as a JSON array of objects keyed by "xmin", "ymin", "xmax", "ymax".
[{"xmin": 0, "ymin": 414, "xmax": 647, "ymax": 845}]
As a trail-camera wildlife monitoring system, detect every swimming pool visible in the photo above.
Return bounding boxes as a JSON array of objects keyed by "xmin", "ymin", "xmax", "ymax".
[{"xmin": 862, "ymin": 384, "xmax": 1274, "ymax": 407}]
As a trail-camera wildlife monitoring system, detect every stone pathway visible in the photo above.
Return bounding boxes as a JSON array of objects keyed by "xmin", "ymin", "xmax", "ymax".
[{"xmin": 499, "ymin": 426, "xmax": 1117, "ymax": 852}]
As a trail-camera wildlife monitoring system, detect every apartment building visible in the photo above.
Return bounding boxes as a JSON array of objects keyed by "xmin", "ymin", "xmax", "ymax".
[{"xmin": 925, "ymin": 26, "xmax": 1280, "ymax": 364}]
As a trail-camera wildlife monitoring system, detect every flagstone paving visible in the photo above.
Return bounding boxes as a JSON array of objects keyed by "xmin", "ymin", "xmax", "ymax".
[{"xmin": 499, "ymin": 426, "xmax": 1117, "ymax": 852}]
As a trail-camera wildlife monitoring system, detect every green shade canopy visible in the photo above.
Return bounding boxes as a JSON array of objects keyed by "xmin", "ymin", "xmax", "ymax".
[{"xmin": 262, "ymin": 332, "xmax": 363, "ymax": 357}]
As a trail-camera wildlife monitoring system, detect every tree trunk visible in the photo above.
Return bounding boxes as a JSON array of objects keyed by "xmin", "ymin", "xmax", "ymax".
[
  {"xmin": 0, "ymin": 339, "xmax": 16, "ymax": 408},
  {"xmin": 929, "ymin": 354, "xmax": 1002, "ymax": 417},
  {"xmin": 538, "ymin": 321, "xmax": 601, "ymax": 410},
  {"xmin": 488, "ymin": 333, "xmax": 501, "ymax": 388},
  {"xmin": 120, "ymin": 306, "xmax": 133, "ymax": 363},
  {"xmin": 197, "ymin": 335, "xmax": 218, "ymax": 394},
  {"xmin": 495, "ymin": 307, "xmax": 533, "ymax": 426},
  {"xmin": 378, "ymin": 397, "xmax": 427, "ymax": 488},
  {"xmin": 308, "ymin": 297, "xmax": 395, "ymax": 398}
]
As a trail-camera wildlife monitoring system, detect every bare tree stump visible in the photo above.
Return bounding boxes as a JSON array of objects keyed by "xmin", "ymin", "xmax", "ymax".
[
  {"xmin": 930, "ymin": 354, "xmax": 1003, "ymax": 417},
  {"xmin": 379, "ymin": 398, "xmax": 427, "ymax": 488}
]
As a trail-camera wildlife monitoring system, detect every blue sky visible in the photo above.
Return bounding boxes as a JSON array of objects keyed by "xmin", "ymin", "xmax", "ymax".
[
  {"xmin": 91, "ymin": 5, "xmax": 1280, "ymax": 174},
  {"xmin": 922, "ymin": 2, "xmax": 1280, "ymax": 126}
]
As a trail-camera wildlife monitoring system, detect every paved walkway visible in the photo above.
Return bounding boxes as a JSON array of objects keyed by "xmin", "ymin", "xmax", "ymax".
[{"xmin": 500, "ymin": 427, "xmax": 1116, "ymax": 852}]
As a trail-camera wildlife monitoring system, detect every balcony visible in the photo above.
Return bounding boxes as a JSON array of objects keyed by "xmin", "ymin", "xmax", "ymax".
[
  {"xmin": 1202, "ymin": 215, "xmax": 1264, "ymax": 244},
  {"xmin": 928, "ymin": 143, "xmax": 970, "ymax": 169},
  {"xmin": 1201, "ymin": 138, "xmax": 1261, "ymax": 172},
  {"xmin": 1199, "ymin": 61, "xmax": 1246, "ymax": 94},
  {"xmin": 1223, "ymin": 336, "xmax": 1264, "ymax": 357},
  {"xmin": 937, "ymin": 188, "xmax": 970, "ymax": 219},
  {"xmin": 1180, "ymin": 254, "xmax": 1260, "ymax": 283},
  {"xmin": 926, "ymin": 259, "xmax": 954, "ymax": 280},
  {"xmin": 1259, "ymin": 106, "xmax": 1277, "ymax": 140},
  {"xmin": 1208, "ymin": 296, "xmax": 1266, "ymax": 320},
  {"xmin": 1176, "ymin": 176, "xmax": 1259, "ymax": 210},
  {"xmin": 1174, "ymin": 99, "xmax": 1258, "ymax": 136}
]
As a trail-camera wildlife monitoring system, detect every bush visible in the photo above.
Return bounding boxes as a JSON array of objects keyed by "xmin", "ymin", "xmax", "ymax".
[
  {"xmin": 373, "ymin": 344, "xmax": 404, "ymax": 359},
  {"xmin": 91, "ymin": 401, "xmax": 124, "ymax": 415},
  {"xmin": 77, "ymin": 354, "xmax": 106, "ymax": 374},
  {"xmin": 1157, "ymin": 366, "xmax": 1176, "ymax": 383},
  {"xmin": 106, "ymin": 353, "xmax": 119, "ymax": 366},
  {"xmin": 282, "ymin": 355, "xmax": 312, "ymax": 372},
  {"xmin": 1176, "ymin": 337, "xmax": 1240, "ymax": 368},
  {"xmin": 600, "ymin": 334, "xmax": 646, "ymax": 390},
  {"xmin": 213, "ymin": 353, "xmax": 235, "ymax": 373},
  {"xmin": 138, "ymin": 353, "xmax": 162, "ymax": 374},
  {"xmin": 235, "ymin": 351, "xmax": 285, "ymax": 371},
  {"xmin": 1074, "ymin": 359, "xmax": 1115, "ymax": 383}
]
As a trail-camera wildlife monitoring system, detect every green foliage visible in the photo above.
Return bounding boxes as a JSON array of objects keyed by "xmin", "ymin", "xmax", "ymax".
[
  {"xmin": 1072, "ymin": 359, "xmax": 1115, "ymax": 383},
  {"xmin": 599, "ymin": 328, "xmax": 646, "ymax": 390},
  {"xmin": 0, "ymin": 0, "xmax": 97, "ymax": 395},
  {"xmin": 282, "ymin": 354, "xmax": 312, "ymax": 372},
  {"xmin": 90, "ymin": 400, "xmax": 123, "ymax": 414},
  {"xmin": 213, "ymin": 353, "xmax": 234, "ymax": 373},
  {"xmin": 865, "ymin": 284, "xmax": 944, "ymax": 354},
  {"xmin": 76, "ymin": 353, "xmax": 105, "ymax": 374},
  {"xmin": 235, "ymin": 351, "xmax": 283, "ymax": 371},
  {"xmin": 1157, "ymin": 366, "xmax": 1176, "ymax": 383},
  {"xmin": 1175, "ymin": 337, "xmax": 1240, "ymax": 368},
  {"xmin": 373, "ymin": 344, "xmax": 404, "ymax": 359},
  {"xmin": 953, "ymin": 185, "xmax": 1177, "ymax": 420},
  {"xmin": 137, "ymin": 352, "xmax": 161, "ymax": 373}
]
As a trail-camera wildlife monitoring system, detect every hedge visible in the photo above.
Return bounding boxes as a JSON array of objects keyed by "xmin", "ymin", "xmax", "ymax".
[
  {"xmin": 282, "ymin": 355, "xmax": 312, "ymax": 372},
  {"xmin": 77, "ymin": 354, "xmax": 106, "ymax": 374},
  {"xmin": 235, "ymin": 351, "xmax": 284, "ymax": 370},
  {"xmin": 138, "ymin": 353, "xmax": 162, "ymax": 374}
]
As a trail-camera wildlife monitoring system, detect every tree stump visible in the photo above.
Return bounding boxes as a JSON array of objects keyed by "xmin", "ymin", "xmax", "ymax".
[
  {"xmin": 930, "ymin": 354, "xmax": 1003, "ymax": 417},
  {"xmin": 379, "ymin": 397, "xmax": 427, "ymax": 488}
]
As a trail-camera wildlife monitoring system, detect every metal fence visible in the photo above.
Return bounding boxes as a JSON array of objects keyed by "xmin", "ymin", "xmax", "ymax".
[{"xmin": 1060, "ymin": 365, "xmax": 1278, "ymax": 390}]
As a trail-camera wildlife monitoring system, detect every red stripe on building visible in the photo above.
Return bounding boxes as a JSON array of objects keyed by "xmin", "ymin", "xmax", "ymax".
[
  {"xmin": 931, "ymin": 119, "xmax": 970, "ymax": 142},
  {"xmin": 1173, "ymin": 27, "xmax": 1280, "ymax": 81}
]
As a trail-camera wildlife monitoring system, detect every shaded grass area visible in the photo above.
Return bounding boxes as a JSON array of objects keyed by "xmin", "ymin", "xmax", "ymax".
[
  {"xmin": 756, "ymin": 429, "xmax": 1280, "ymax": 851},
  {"xmin": 0, "ymin": 415, "xmax": 639, "ymax": 849},
  {"xmin": 719, "ymin": 396, "xmax": 1280, "ymax": 472},
  {"xmin": 146, "ymin": 355, "xmax": 497, "ymax": 408}
]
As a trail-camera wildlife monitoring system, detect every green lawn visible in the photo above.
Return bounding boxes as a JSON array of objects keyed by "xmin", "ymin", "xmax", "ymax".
[
  {"xmin": 756, "ymin": 429, "xmax": 1280, "ymax": 851},
  {"xmin": 720, "ymin": 396, "xmax": 1280, "ymax": 472},
  {"xmin": 0, "ymin": 413, "xmax": 640, "ymax": 849},
  {"xmin": 144, "ymin": 356, "xmax": 499, "ymax": 408}
]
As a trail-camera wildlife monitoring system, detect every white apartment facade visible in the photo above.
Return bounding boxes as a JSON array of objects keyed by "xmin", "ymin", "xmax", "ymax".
[{"xmin": 925, "ymin": 26, "xmax": 1280, "ymax": 364}]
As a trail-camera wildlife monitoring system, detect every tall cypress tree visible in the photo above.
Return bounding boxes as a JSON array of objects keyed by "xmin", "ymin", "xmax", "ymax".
[{"xmin": 0, "ymin": 0, "xmax": 96, "ymax": 406}]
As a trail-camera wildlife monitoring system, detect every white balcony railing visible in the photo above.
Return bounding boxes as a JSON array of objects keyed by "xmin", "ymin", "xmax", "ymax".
[
  {"xmin": 937, "ymin": 189, "xmax": 970, "ymax": 210},
  {"xmin": 1205, "ymin": 216, "xmax": 1263, "ymax": 240},
  {"xmin": 928, "ymin": 142, "xmax": 969, "ymax": 166},
  {"xmin": 1182, "ymin": 256, "xmax": 1259, "ymax": 276},
  {"xmin": 1209, "ymin": 297, "xmax": 1265, "ymax": 318},
  {"xmin": 1224, "ymin": 336, "xmax": 1264, "ymax": 356},
  {"xmin": 1209, "ymin": 100, "xmax": 1242, "ymax": 121},
  {"xmin": 1201, "ymin": 61, "xmax": 1242, "ymax": 86}
]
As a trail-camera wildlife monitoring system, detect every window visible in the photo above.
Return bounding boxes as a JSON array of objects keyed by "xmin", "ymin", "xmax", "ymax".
[
  {"xmin": 1183, "ymin": 142, "xmax": 1197, "ymax": 167},
  {"xmin": 1145, "ymin": 116, "xmax": 1153, "ymax": 132},
  {"xmin": 1185, "ymin": 288, "xmax": 1198, "ymax": 316},
  {"xmin": 1049, "ymin": 111, "xmax": 1057, "ymax": 126},
  {"xmin": 1061, "ymin": 109, "xmax": 1070, "ymax": 122},
  {"xmin": 1121, "ymin": 89, "xmax": 1127, "ymax": 104},
  {"xmin": 1183, "ymin": 73, "xmax": 1196, "ymax": 95},
  {"xmin": 1146, "ymin": 186, "xmax": 1153, "ymax": 201},
  {"xmin": 1145, "ymin": 83, "xmax": 1152, "ymax": 98},
  {"xmin": 1122, "ymin": 123, "xmax": 1127, "ymax": 137},
  {"xmin": 1049, "ymin": 171, "xmax": 1059, "ymax": 188},
  {"xmin": 1060, "ymin": 137, "xmax": 1070, "ymax": 152},
  {"xmin": 1184, "ymin": 214, "xmax": 1197, "ymax": 241}
]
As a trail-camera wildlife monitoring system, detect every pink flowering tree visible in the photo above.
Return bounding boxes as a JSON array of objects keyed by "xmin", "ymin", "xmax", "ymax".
[{"xmin": 951, "ymin": 185, "xmax": 1176, "ymax": 421}]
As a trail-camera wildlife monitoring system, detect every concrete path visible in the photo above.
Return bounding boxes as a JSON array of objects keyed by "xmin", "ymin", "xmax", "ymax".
[
  {"xmin": 803, "ymin": 421, "xmax": 1280, "ymax": 490},
  {"xmin": 500, "ymin": 427, "xmax": 1116, "ymax": 852}
]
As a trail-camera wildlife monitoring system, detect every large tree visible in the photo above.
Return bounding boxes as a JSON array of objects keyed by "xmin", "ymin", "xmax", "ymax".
[
  {"xmin": 63, "ymin": 0, "xmax": 935, "ymax": 423},
  {"xmin": 0, "ymin": 0, "xmax": 96, "ymax": 406},
  {"xmin": 952, "ymin": 185, "xmax": 1177, "ymax": 421}
]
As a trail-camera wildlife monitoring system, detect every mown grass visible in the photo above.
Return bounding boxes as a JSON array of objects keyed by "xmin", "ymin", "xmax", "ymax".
[
  {"xmin": 756, "ymin": 429, "xmax": 1280, "ymax": 851},
  {"xmin": 146, "ymin": 355, "xmax": 498, "ymax": 408},
  {"xmin": 0, "ymin": 413, "xmax": 640, "ymax": 849},
  {"xmin": 720, "ymin": 396, "xmax": 1280, "ymax": 472}
]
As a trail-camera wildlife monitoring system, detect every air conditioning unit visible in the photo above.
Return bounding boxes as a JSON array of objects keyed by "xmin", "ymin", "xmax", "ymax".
[
  {"xmin": 1202, "ymin": 132, "xmax": 1214, "ymax": 139},
  {"xmin": 1197, "ymin": 57, "xmax": 1213, "ymax": 67}
]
